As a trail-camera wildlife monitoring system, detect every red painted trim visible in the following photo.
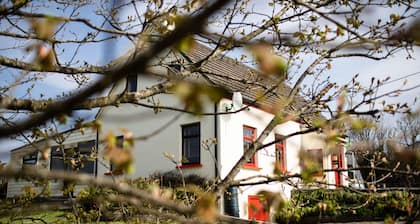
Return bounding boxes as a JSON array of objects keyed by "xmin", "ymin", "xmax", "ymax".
[
  {"xmin": 176, "ymin": 163, "xmax": 203, "ymax": 169},
  {"xmin": 243, "ymin": 125, "xmax": 258, "ymax": 168},
  {"xmin": 275, "ymin": 134, "xmax": 287, "ymax": 173},
  {"xmin": 104, "ymin": 170, "xmax": 124, "ymax": 176},
  {"xmin": 242, "ymin": 164, "xmax": 262, "ymax": 170},
  {"xmin": 331, "ymin": 149, "xmax": 344, "ymax": 186}
]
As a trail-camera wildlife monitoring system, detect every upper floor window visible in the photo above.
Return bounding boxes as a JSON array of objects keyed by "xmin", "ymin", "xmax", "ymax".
[
  {"xmin": 127, "ymin": 74, "xmax": 137, "ymax": 92},
  {"xmin": 22, "ymin": 152, "xmax": 38, "ymax": 165},
  {"xmin": 182, "ymin": 123, "xmax": 200, "ymax": 165},
  {"xmin": 243, "ymin": 125, "xmax": 257, "ymax": 168},
  {"xmin": 275, "ymin": 134, "xmax": 286, "ymax": 173}
]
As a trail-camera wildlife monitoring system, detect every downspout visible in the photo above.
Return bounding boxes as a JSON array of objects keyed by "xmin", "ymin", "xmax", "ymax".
[
  {"xmin": 214, "ymin": 102, "xmax": 219, "ymax": 179},
  {"xmin": 95, "ymin": 128, "xmax": 99, "ymax": 177}
]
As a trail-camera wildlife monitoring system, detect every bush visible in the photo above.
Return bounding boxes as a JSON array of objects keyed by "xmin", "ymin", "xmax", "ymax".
[
  {"xmin": 75, "ymin": 173, "xmax": 211, "ymax": 222},
  {"xmin": 276, "ymin": 189, "xmax": 420, "ymax": 223},
  {"xmin": 149, "ymin": 170, "xmax": 211, "ymax": 189}
]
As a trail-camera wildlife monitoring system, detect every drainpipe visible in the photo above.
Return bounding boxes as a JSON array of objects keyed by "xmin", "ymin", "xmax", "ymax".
[
  {"xmin": 214, "ymin": 102, "xmax": 219, "ymax": 179},
  {"xmin": 95, "ymin": 128, "xmax": 99, "ymax": 177}
]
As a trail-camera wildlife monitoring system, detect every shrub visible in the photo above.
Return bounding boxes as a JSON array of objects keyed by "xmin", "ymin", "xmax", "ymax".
[
  {"xmin": 149, "ymin": 170, "xmax": 211, "ymax": 188},
  {"xmin": 276, "ymin": 189, "xmax": 420, "ymax": 223}
]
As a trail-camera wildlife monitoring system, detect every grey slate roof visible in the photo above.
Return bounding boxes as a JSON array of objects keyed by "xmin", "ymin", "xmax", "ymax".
[{"xmin": 182, "ymin": 43, "xmax": 307, "ymax": 112}]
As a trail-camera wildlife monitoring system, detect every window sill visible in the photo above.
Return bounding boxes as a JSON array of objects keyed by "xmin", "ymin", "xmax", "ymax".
[
  {"xmin": 313, "ymin": 173, "xmax": 324, "ymax": 177},
  {"xmin": 176, "ymin": 164, "xmax": 203, "ymax": 169},
  {"xmin": 242, "ymin": 164, "xmax": 261, "ymax": 171},
  {"xmin": 104, "ymin": 170, "xmax": 124, "ymax": 176}
]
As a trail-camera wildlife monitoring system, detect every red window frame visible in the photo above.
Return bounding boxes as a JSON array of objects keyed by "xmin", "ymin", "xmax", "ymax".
[
  {"xmin": 331, "ymin": 149, "xmax": 344, "ymax": 186},
  {"xmin": 243, "ymin": 125, "xmax": 258, "ymax": 169},
  {"xmin": 248, "ymin": 195, "xmax": 269, "ymax": 221},
  {"xmin": 275, "ymin": 134, "xmax": 286, "ymax": 173}
]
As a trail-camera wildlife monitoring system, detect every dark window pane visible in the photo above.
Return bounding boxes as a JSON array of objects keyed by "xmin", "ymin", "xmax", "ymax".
[
  {"xmin": 183, "ymin": 125, "xmax": 199, "ymax": 136},
  {"xmin": 50, "ymin": 147, "xmax": 66, "ymax": 171},
  {"xmin": 50, "ymin": 144, "xmax": 96, "ymax": 175},
  {"xmin": 182, "ymin": 123, "xmax": 200, "ymax": 164},
  {"xmin": 51, "ymin": 157, "xmax": 66, "ymax": 171},
  {"xmin": 127, "ymin": 75, "xmax": 137, "ymax": 92},
  {"xmin": 23, "ymin": 152, "xmax": 38, "ymax": 165},
  {"xmin": 77, "ymin": 141, "xmax": 96, "ymax": 174},
  {"xmin": 78, "ymin": 140, "xmax": 95, "ymax": 153},
  {"xmin": 79, "ymin": 160, "xmax": 95, "ymax": 174}
]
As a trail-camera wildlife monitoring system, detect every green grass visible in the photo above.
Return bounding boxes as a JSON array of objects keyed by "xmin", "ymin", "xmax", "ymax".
[
  {"xmin": 0, "ymin": 210, "xmax": 130, "ymax": 224},
  {"xmin": 0, "ymin": 210, "xmax": 69, "ymax": 223},
  {"xmin": 0, "ymin": 210, "xmax": 174, "ymax": 224}
]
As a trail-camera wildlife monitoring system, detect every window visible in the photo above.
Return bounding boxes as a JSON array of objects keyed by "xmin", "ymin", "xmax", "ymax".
[
  {"xmin": 22, "ymin": 152, "xmax": 37, "ymax": 165},
  {"xmin": 275, "ymin": 134, "xmax": 286, "ymax": 173},
  {"xmin": 182, "ymin": 123, "xmax": 200, "ymax": 165},
  {"xmin": 77, "ymin": 141, "xmax": 96, "ymax": 174},
  {"xmin": 50, "ymin": 147, "xmax": 68, "ymax": 171},
  {"xmin": 248, "ymin": 195, "xmax": 269, "ymax": 221},
  {"xmin": 50, "ymin": 141, "xmax": 96, "ymax": 175},
  {"xmin": 331, "ymin": 151, "xmax": 343, "ymax": 186},
  {"xmin": 127, "ymin": 74, "xmax": 137, "ymax": 92},
  {"xmin": 243, "ymin": 125, "xmax": 257, "ymax": 168}
]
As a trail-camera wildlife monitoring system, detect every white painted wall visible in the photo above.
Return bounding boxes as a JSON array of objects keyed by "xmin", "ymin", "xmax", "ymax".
[
  {"xmin": 97, "ymin": 74, "xmax": 217, "ymax": 180},
  {"xmin": 217, "ymin": 98, "xmax": 304, "ymax": 219}
]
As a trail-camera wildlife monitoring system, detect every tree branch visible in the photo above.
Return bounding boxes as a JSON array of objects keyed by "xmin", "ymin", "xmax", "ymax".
[
  {"xmin": 0, "ymin": 0, "xmax": 232, "ymax": 137},
  {"xmin": 0, "ymin": 55, "xmax": 110, "ymax": 74},
  {"xmin": 0, "ymin": 167, "xmax": 193, "ymax": 215},
  {"xmin": 0, "ymin": 81, "xmax": 174, "ymax": 112}
]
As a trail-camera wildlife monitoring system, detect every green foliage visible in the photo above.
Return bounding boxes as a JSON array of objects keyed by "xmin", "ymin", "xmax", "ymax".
[
  {"xmin": 73, "ymin": 174, "xmax": 211, "ymax": 222},
  {"xmin": 76, "ymin": 179, "xmax": 157, "ymax": 222},
  {"xmin": 149, "ymin": 170, "xmax": 213, "ymax": 207},
  {"xmin": 277, "ymin": 189, "xmax": 420, "ymax": 223},
  {"xmin": 149, "ymin": 170, "xmax": 211, "ymax": 189}
]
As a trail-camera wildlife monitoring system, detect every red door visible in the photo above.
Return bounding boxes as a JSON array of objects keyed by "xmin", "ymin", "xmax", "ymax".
[{"xmin": 248, "ymin": 195, "xmax": 269, "ymax": 221}]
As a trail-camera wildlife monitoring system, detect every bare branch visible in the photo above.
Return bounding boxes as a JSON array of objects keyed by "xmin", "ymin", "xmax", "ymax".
[
  {"xmin": 0, "ymin": 81, "xmax": 174, "ymax": 112},
  {"xmin": 0, "ymin": 167, "xmax": 193, "ymax": 215},
  {"xmin": 0, "ymin": 0, "xmax": 232, "ymax": 137},
  {"xmin": 0, "ymin": 55, "xmax": 109, "ymax": 74}
]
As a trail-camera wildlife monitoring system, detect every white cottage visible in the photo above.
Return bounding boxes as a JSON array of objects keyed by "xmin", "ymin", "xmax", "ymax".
[{"xmin": 7, "ymin": 43, "xmax": 349, "ymax": 221}]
